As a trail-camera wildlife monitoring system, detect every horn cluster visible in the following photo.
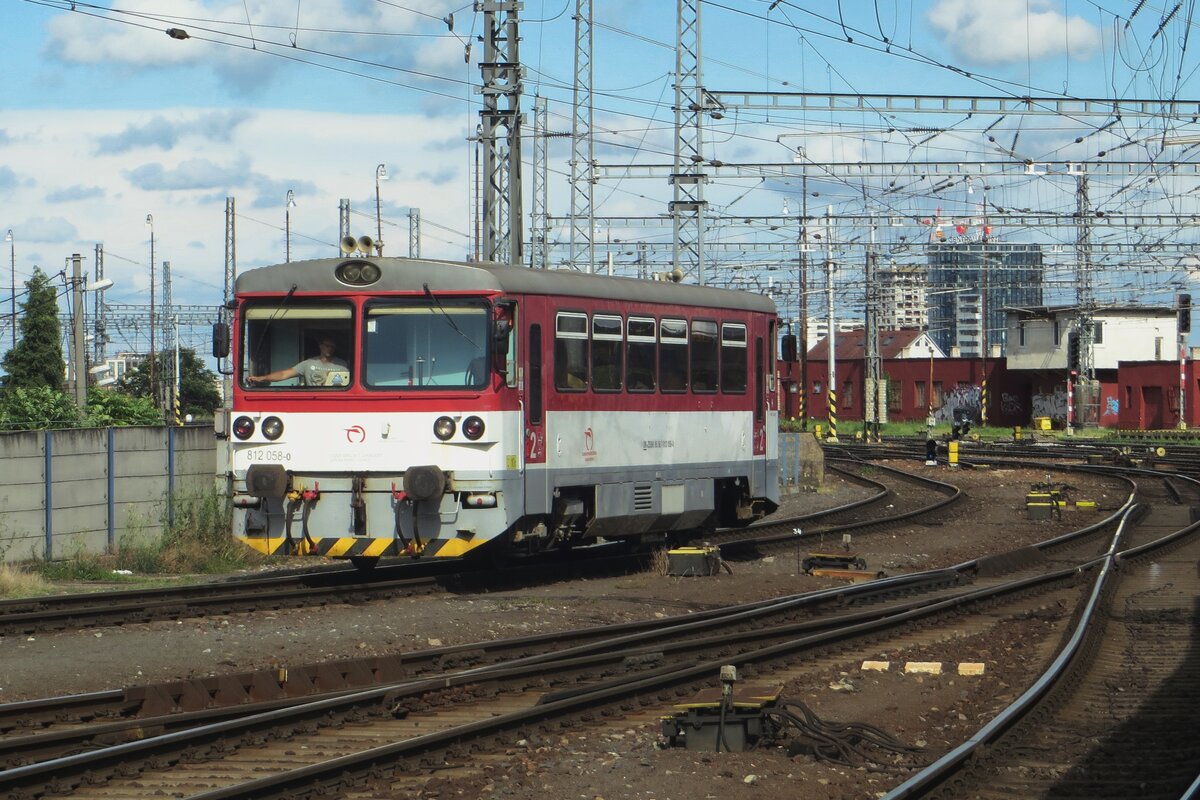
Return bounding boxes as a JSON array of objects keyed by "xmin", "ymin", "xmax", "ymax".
[{"xmin": 340, "ymin": 234, "xmax": 378, "ymax": 257}]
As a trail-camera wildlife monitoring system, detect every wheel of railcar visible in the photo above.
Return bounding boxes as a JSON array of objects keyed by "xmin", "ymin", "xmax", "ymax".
[{"xmin": 350, "ymin": 556, "xmax": 379, "ymax": 573}]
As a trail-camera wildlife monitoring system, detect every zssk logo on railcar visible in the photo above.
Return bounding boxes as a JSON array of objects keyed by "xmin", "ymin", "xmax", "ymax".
[{"xmin": 582, "ymin": 427, "xmax": 597, "ymax": 462}]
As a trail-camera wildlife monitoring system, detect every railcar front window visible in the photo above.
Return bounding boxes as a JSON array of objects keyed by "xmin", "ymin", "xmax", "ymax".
[
  {"xmin": 363, "ymin": 302, "xmax": 489, "ymax": 389},
  {"xmin": 241, "ymin": 303, "xmax": 354, "ymax": 389}
]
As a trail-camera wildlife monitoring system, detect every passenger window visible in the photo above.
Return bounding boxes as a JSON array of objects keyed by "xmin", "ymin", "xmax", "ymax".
[
  {"xmin": 660, "ymin": 318, "xmax": 688, "ymax": 393},
  {"xmin": 554, "ymin": 312, "xmax": 588, "ymax": 391},
  {"xmin": 627, "ymin": 317, "xmax": 657, "ymax": 393},
  {"xmin": 720, "ymin": 323, "xmax": 747, "ymax": 393},
  {"xmin": 591, "ymin": 314, "xmax": 623, "ymax": 392},
  {"xmin": 691, "ymin": 319, "xmax": 718, "ymax": 393}
]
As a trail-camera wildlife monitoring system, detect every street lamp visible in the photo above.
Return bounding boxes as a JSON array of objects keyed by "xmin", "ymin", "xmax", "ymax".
[
  {"xmin": 146, "ymin": 214, "xmax": 157, "ymax": 405},
  {"xmin": 285, "ymin": 189, "xmax": 296, "ymax": 262},
  {"xmin": 4, "ymin": 229, "xmax": 13, "ymax": 348},
  {"xmin": 375, "ymin": 163, "xmax": 388, "ymax": 255}
]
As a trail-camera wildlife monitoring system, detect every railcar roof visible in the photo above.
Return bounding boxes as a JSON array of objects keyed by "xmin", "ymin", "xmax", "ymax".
[{"xmin": 235, "ymin": 257, "xmax": 777, "ymax": 314}]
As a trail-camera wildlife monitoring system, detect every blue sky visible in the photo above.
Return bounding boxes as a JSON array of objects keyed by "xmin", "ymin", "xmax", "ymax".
[{"xmin": 4, "ymin": 0, "xmax": 1200, "ymax": 355}]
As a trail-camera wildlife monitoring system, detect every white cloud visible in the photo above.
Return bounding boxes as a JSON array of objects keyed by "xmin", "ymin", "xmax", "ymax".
[
  {"xmin": 126, "ymin": 157, "xmax": 253, "ymax": 191},
  {"xmin": 2, "ymin": 108, "xmax": 472, "ymax": 307},
  {"xmin": 44, "ymin": 1, "xmax": 461, "ymax": 93},
  {"xmin": 46, "ymin": 185, "xmax": 107, "ymax": 203},
  {"xmin": 95, "ymin": 111, "xmax": 252, "ymax": 155},
  {"xmin": 927, "ymin": 0, "xmax": 1101, "ymax": 65}
]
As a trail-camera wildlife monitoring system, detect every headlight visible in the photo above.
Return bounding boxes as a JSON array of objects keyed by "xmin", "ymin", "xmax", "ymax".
[
  {"xmin": 463, "ymin": 416, "xmax": 485, "ymax": 440},
  {"xmin": 261, "ymin": 416, "xmax": 284, "ymax": 440},
  {"xmin": 233, "ymin": 416, "xmax": 255, "ymax": 440},
  {"xmin": 433, "ymin": 416, "xmax": 456, "ymax": 441},
  {"xmin": 336, "ymin": 259, "xmax": 382, "ymax": 286}
]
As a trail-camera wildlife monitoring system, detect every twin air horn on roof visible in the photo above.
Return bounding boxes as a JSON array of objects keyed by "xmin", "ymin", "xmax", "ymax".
[{"xmin": 340, "ymin": 235, "xmax": 378, "ymax": 257}]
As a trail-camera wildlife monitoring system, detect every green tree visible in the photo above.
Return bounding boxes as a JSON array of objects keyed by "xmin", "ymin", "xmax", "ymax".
[
  {"xmin": 120, "ymin": 347, "xmax": 222, "ymax": 419},
  {"xmin": 0, "ymin": 385, "xmax": 81, "ymax": 430},
  {"xmin": 2, "ymin": 268, "xmax": 66, "ymax": 391},
  {"xmin": 84, "ymin": 389, "xmax": 163, "ymax": 426}
]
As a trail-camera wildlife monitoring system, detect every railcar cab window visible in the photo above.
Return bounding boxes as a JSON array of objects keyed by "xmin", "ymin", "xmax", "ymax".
[
  {"xmin": 241, "ymin": 303, "xmax": 353, "ymax": 389},
  {"xmin": 555, "ymin": 312, "xmax": 589, "ymax": 391},
  {"xmin": 363, "ymin": 300, "xmax": 489, "ymax": 389},
  {"xmin": 626, "ymin": 317, "xmax": 657, "ymax": 392},
  {"xmin": 659, "ymin": 318, "xmax": 688, "ymax": 393},
  {"xmin": 591, "ymin": 315, "xmax": 623, "ymax": 392}
]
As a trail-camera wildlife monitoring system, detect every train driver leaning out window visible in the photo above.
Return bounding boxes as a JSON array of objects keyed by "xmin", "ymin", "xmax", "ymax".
[{"xmin": 248, "ymin": 337, "xmax": 349, "ymax": 386}]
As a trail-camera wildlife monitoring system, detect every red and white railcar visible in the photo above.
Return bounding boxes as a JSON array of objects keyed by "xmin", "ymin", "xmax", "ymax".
[{"xmin": 218, "ymin": 256, "xmax": 781, "ymax": 566}]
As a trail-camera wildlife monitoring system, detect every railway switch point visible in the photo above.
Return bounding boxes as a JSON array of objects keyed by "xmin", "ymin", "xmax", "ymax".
[
  {"xmin": 802, "ymin": 552, "xmax": 867, "ymax": 573},
  {"xmin": 662, "ymin": 679, "xmax": 783, "ymax": 752}
]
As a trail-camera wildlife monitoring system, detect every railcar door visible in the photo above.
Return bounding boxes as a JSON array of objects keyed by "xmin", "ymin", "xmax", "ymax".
[
  {"xmin": 754, "ymin": 336, "xmax": 767, "ymax": 454},
  {"xmin": 523, "ymin": 319, "xmax": 551, "ymax": 514}
]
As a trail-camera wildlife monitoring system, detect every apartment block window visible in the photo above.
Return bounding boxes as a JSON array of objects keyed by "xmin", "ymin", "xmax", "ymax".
[
  {"xmin": 1093, "ymin": 321, "xmax": 1104, "ymax": 345},
  {"xmin": 1018, "ymin": 322, "xmax": 1026, "ymax": 347}
]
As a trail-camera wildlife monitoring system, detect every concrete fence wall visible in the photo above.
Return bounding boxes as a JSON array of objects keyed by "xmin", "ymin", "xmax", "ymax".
[
  {"xmin": 0, "ymin": 425, "xmax": 218, "ymax": 563},
  {"xmin": 1, "ymin": 427, "xmax": 814, "ymax": 563}
]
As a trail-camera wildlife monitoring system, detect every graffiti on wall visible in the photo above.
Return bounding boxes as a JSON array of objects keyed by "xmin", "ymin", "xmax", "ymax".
[
  {"xmin": 1105, "ymin": 395, "xmax": 1120, "ymax": 418},
  {"xmin": 1031, "ymin": 389, "xmax": 1068, "ymax": 422},
  {"xmin": 932, "ymin": 384, "xmax": 983, "ymax": 423},
  {"xmin": 1000, "ymin": 392, "xmax": 1024, "ymax": 419}
]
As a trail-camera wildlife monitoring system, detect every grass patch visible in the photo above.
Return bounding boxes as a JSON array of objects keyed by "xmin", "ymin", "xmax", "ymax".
[
  {"xmin": 0, "ymin": 562, "xmax": 52, "ymax": 597},
  {"xmin": 27, "ymin": 489, "xmax": 267, "ymax": 591}
]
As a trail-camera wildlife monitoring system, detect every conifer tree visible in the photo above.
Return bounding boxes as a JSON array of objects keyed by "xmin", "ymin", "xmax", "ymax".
[{"xmin": 2, "ymin": 268, "xmax": 65, "ymax": 391}]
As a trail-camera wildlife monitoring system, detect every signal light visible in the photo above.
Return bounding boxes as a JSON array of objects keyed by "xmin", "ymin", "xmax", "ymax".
[
  {"xmin": 1179, "ymin": 293, "xmax": 1192, "ymax": 334},
  {"xmin": 1067, "ymin": 332, "xmax": 1081, "ymax": 373},
  {"xmin": 460, "ymin": 417, "xmax": 484, "ymax": 441},
  {"xmin": 233, "ymin": 416, "xmax": 255, "ymax": 440}
]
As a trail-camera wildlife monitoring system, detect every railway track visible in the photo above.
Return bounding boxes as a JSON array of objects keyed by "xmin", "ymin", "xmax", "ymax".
[
  {"xmin": 5, "ymin": 464, "xmax": 1197, "ymax": 798},
  {"xmin": 886, "ymin": 496, "xmax": 1200, "ymax": 799},
  {"xmin": 0, "ymin": 467, "xmax": 893, "ymax": 637}
]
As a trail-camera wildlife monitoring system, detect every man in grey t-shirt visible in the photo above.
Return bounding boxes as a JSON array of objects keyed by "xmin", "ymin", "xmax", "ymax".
[{"xmin": 248, "ymin": 338, "xmax": 349, "ymax": 386}]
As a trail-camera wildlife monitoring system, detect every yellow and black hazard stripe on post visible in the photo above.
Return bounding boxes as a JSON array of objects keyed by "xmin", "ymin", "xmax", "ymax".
[
  {"xmin": 827, "ymin": 387, "xmax": 838, "ymax": 440},
  {"xmin": 981, "ymin": 378, "xmax": 988, "ymax": 427},
  {"xmin": 173, "ymin": 393, "xmax": 181, "ymax": 426}
]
